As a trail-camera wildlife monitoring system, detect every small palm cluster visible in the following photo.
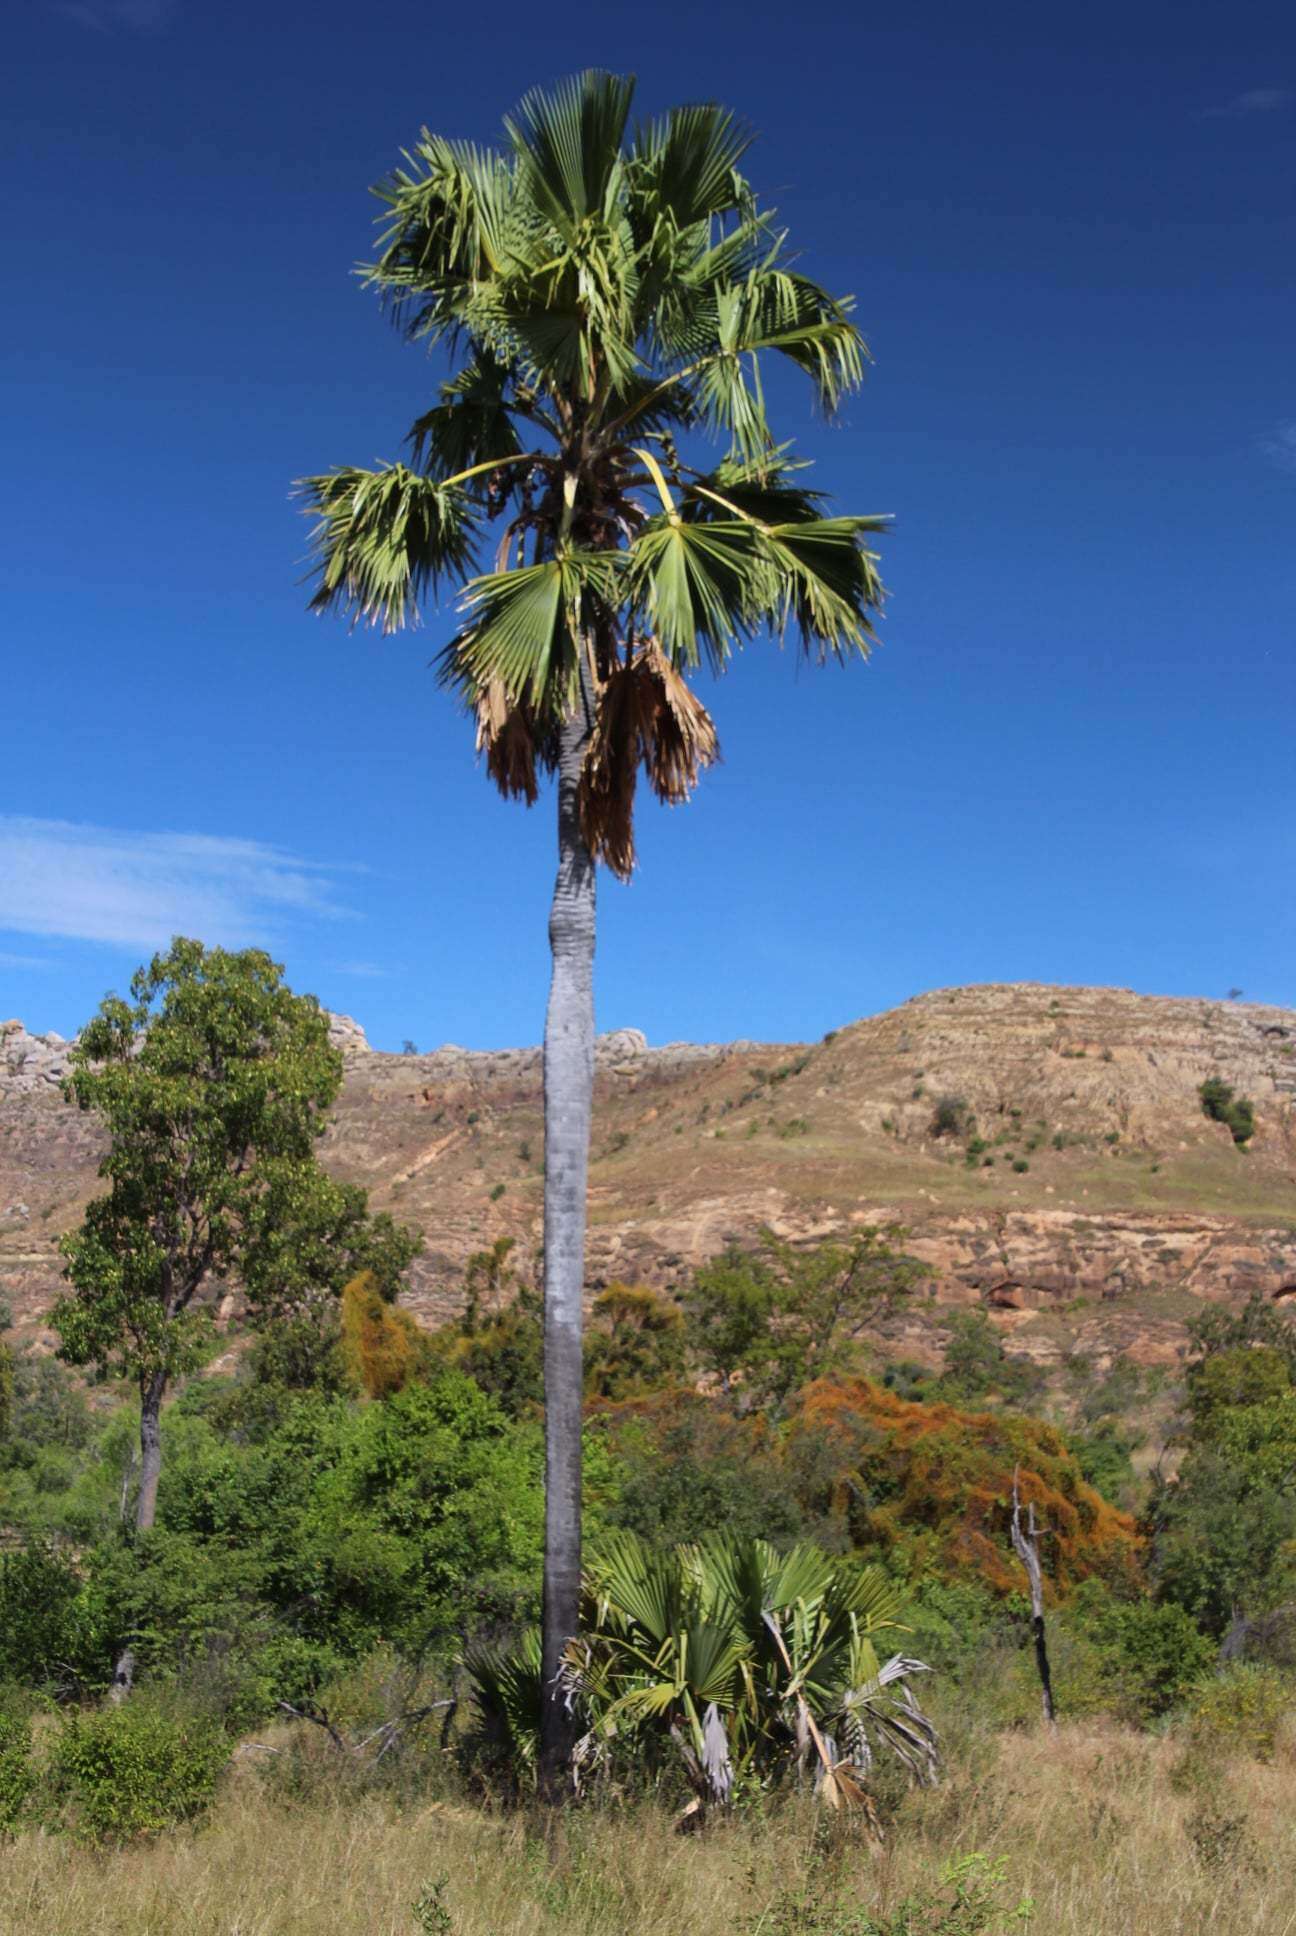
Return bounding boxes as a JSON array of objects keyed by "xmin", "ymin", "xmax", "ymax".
[
  {"xmin": 465, "ymin": 1533, "xmax": 938, "ymax": 1818},
  {"xmin": 299, "ymin": 70, "xmax": 886, "ymax": 876}
]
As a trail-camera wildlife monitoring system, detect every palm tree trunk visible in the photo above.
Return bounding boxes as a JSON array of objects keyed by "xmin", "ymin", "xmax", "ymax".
[
  {"xmin": 537, "ymin": 691, "xmax": 596, "ymax": 1798},
  {"xmin": 110, "ymin": 1367, "xmax": 167, "ymax": 1702}
]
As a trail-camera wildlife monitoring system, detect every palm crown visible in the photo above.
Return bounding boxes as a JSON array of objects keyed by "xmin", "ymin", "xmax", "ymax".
[{"xmin": 300, "ymin": 69, "xmax": 886, "ymax": 876}]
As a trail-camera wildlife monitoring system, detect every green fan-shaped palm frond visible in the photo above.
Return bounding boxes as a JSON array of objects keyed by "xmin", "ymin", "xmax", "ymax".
[
  {"xmin": 462, "ymin": 1628, "xmax": 543, "ymax": 1776},
  {"xmin": 586, "ymin": 1529, "xmax": 693, "ymax": 1644},
  {"xmin": 298, "ymin": 464, "xmax": 481, "ymax": 631},
  {"xmin": 628, "ymin": 516, "xmax": 766, "ymax": 668},
  {"xmin": 830, "ymin": 1561, "xmax": 911, "ymax": 1629},
  {"xmin": 629, "ymin": 102, "xmax": 754, "ymax": 231},
  {"xmin": 762, "ymin": 517, "xmax": 887, "ymax": 658},
  {"xmin": 729, "ymin": 266, "xmax": 868, "ymax": 413},
  {"xmin": 505, "ymin": 70, "xmax": 636, "ymax": 232},
  {"xmin": 407, "ymin": 352, "xmax": 525, "ymax": 479},
  {"xmin": 680, "ymin": 447, "xmax": 826, "ymax": 527},
  {"xmin": 442, "ymin": 552, "xmax": 622, "ymax": 711},
  {"xmin": 365, "ymin": 135, "xmax": 518, "ymax": 343}
]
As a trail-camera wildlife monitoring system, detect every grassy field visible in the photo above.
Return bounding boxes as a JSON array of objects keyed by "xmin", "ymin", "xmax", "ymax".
[{"xmin": 4, "ymin": 1719, "xmax": 1296, "ymax": 1936}]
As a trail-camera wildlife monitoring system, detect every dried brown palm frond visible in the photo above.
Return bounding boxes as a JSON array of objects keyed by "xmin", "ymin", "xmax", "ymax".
[
  {"xmin": 580, "ymin": 643, "xmax": 719, "ymax": 879},
  {"xmin": 474, "ymin": 678, "xmax": 544, "ymax": 804}
]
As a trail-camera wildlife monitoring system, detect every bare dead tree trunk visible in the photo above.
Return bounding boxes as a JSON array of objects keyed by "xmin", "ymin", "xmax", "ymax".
[
  {"xmin": 1011, "ymin": 1467, "xmax": 1056, "ymax": 1726},
  {"xmin": 537, "ymin": 684, "xmax": 596, "ymax": 1800},
  {"xmin": 110, "ymin": 1367, "xmax": 168, "ymax": 1702}
]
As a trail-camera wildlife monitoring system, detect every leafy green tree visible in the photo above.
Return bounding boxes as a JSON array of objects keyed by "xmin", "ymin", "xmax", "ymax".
[
  {"xmin": 1065, "ymin": 1581, "xmax": 1215, "ymax": 1720},
  {"xmin": 687, "ymin": 1227, "xmax": 927, "ymax": 1410},
  {"xmin": 460, "ymin": 1236, "xmax": 524, "ymax": 1334},
  {"xmin": 1152, "ymin": 1326, "xmax": 1296, "ymax": 1636},
  {"xmin": 933, "ymin": 1311, "xmax": 1046, "ymax": 1409},
  {"xmin": 3, "ymin": 1350, "xmax": 91, "ymax": 1456},
  {"xmin": 1150, "ymin": 1440, "xmax": 1296, "ymax": 1636},
  {"xmin": 1150, "ymin": 1291, "xmax": 1296, "ymax": 1632},
  {"xmin": 299, "ymin": 71, "xmax": 887, "ymax": 1787},
  {"xmin": 453, "ymin": 1293, "xmax": 546, "ymax": 1419},
  {"xmin": 1187, "ymin": 1346, "xmax": 1292, "ymax": 1442},
  {"xmin": 0, "ymin": 1704, "xmax": 35, "ymax": 1835},
  {"xmin": 685, "ymin": 1251, "xmax": 779, "ymax": 1396},
  {"xmin": 1184, "ymin": 1292, "xmax": 1296, "ymax": 1411},
  {"xmin": 0, "ymin": 1542, "xmax": 98, "ymax": 1693},
  {"xmin": 1070, "ymin": 1421, "xmax": 1138, "ymax": 1507},
  {"xmin": 240, "ymin": 1160, "xmax": 422, "ymax": 1392},
  {"xmin": 584, "ymin": 1282, "xmax": 685, "ymax": 1399},
  {"xmin": 597, "ymin": 1395, "xmax": 811, "ymax": 1549},
  {"xmin": 52, "ymin": 941, "xmax": 343, "ymax": 1693},
  {"xmin": 430, "ymin": 1240, "xmax": 545, "ymax": 1416}
]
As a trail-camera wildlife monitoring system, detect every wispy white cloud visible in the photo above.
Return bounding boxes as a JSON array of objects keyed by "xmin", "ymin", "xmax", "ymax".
[
  {"xmin": 335, "ymin": 960, "xmax": 396, "ymax": 980},
  {"xmin": 1205, "ymin": 87, "xmax": 1293, "ymax": 118},
  {"xmin": 55, "ymin": 0, "xmax": 174, "ymax": 31},
  {"xmin": 1261, "ymin": 421, "xmax": 1296, "ymax": 474},
  {"xmin": 0, "ymin": 817, "xmax": 355, "ymax": 952},
  {"xmin": 0, "ymin": 951, "xmax": 50, "ymax": 971}
]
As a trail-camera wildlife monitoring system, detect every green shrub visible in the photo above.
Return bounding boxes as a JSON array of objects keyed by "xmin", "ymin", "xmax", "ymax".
[
  {"xmin": 1011, "ymin": 1160, "xmax": 1029, "ymax": 1174},
  {"xmin": 412, "ymin": 1874, "xmax": 454, "ymax": 1935},
  {"xmin": 1071, "ymin": 1424, "xmax": 1138, "ymax": 1506},
  {"xmin": 0, "ymin": 1701, "xmax": 35, "ymax": 1834},
  {"xmin": 930, "ymin": 1097, "xmax": 971, "ymax": 1140},
  {"xmin": 1181, "ymin": 1663, "xmax": 1293, "ymax": 1761},
  {"xmin": 0, "ymin": 1540, "xmax": 109, "ymax": 1696},
  {"xmin": 988, "ymin": 1621, "xmax": 1112, "ymax": 1727},
  {"xmin": 1199, "ymin": 1077, "xmax": 1256, "ymax": 1145},
  {"xmin": 44, "ymin": 1699, "xmax": 230, "ymax": 1844},
  {"xmin": 753, "ymin": 1854, "xmax": 1031, "ymax": 1934},
  {"xmin": 1070, "ymin": 1586, "xmax": 1215, "ymax": 1720}
]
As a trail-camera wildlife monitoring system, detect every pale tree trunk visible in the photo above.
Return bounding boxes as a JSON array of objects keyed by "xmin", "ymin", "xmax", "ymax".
[
  {"xmin": 537, "ymin": 690, "xmax": 596, "ymax": 1798},
  {"xmin": 110, "ymin": 1366, "xmax": 167, "ymax": 1702},
  {"xmin": 1011, "ymin": 1469, "xmax": 1056, "ymax": 1726}
]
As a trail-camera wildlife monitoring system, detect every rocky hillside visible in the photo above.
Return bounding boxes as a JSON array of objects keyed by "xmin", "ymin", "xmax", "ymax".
[{"xmin": 3, "ymin": 985, "xmax": 1295, "ymax": 1373}]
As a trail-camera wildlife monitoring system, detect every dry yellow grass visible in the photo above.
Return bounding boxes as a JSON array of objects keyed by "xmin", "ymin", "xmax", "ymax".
[{"xmin": 4, "ymin": 1721, "xmax": 1296, "ymax": 1935}]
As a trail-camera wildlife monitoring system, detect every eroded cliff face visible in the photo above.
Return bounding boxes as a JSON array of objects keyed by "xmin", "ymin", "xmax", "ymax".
[{"xmin": 3, "ymin": 984, "xmax": 1294, "ymax": 1370}]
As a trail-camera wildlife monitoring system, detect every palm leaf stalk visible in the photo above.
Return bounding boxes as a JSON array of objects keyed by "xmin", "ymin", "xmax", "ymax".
[{"xmin": 298, "ymin": 71, "xmax": 888, "ymax": 1796}]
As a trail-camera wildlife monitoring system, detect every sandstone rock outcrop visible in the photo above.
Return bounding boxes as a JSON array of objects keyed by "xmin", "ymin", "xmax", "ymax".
[
  {"xmin": 1, "ymin": 1020, "xmax": 75, "ymax": 1094},
  {"xmin": 3, "ymin": 983, "xmax": 1293, "ymax": 1373}
]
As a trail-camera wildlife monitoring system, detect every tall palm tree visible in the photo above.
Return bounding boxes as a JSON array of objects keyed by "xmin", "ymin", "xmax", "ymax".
[{"xmin": 298, "ymin": 70, "xmax": 887, "ymax": 1792}]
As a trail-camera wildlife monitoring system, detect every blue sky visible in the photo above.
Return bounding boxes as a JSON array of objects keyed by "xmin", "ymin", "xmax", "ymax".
[{"xmin": 3, "ymin": 0, "xmax": 1293, "ymax": 1050}]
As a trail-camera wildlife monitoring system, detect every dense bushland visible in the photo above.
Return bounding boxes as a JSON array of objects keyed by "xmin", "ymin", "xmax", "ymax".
[
  {"xmin": 3, "ymin": 1215, "xmax": 1295, "ymax": 1854},
  {"xmin": 2, "ymin": 997, "xmax": 1294, "ymax": 1855}
]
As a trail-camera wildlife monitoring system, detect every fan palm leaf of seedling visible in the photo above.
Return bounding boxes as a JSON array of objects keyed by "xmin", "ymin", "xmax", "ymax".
[{"xmin": 462, "ymin": 1628, "xmax": 544, "ymax": 1777}]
